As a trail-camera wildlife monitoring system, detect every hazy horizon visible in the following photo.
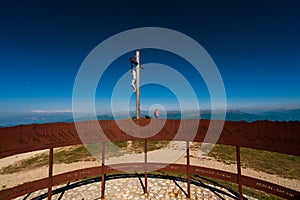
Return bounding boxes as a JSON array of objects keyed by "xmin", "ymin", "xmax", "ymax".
[{"xmin": 1, "ymin": 107, "xmax": 300, "ymax": 127}]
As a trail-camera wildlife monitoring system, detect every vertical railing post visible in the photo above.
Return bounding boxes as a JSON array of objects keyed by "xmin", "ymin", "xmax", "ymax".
[
  {"xmin": 48, "ymin": 148, "xmax": 53, "ymax": 200},
  {"xmin": 144, "ymin": 140, "xmax": 148, "ymax": 194},
  {"xmin": 186, "ymin": 141, "xmax": 190, "ymax": 198},
  {"xmin": 101, "ymin": 142, "xmax": 105, "ymax": 199},
  {"xmin": 236, "ymin": 146, "xmax": 243, "ymax": 200}
]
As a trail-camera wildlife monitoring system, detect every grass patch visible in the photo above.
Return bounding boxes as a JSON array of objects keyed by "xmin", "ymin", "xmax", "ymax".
[
  {"xmin": 206, "ymin": 144, "xmax": 237, "ymax": 165},
  {"xmin": 53, "ymin": 145, "xmax": 96, "ymax": 164},
  {"xmin": 207, "ymin": 144, "xmax": 300, "ymax": 179},
  {"xmin": 0, "ymin": 153, "xmax": 49, "ymax": 174}
]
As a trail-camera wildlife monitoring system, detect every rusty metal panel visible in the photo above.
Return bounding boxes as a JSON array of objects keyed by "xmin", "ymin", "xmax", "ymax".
[
  {"xmin": 0, "ymin": 178, "xmax": 48, "ymax": 200},
  {"xmin": 216, "ymin": 120, "xmax": 300, "ymax": 156},
  {"xmin": 104, "ymin": 163, "xmax": 187, "ymax": 174},
  {"xmin": 189, "ymin": 165, "xmax": 238, "ymax": 183},
  {"xmin": 1, "ymin": 120, "xmax": 300, "ymax": 158},
  {"xmin": 52, "ymin": 166, "xmax": 102, "ymax": 186},
  {"xmin": 107, "ymin": 163, "xmax": 146, "ymax": 173},
  {"xmin": 104, "ymin": 165, "xmax": 120, "ymax": 174},
  {"xmin": 0, "ymin": 122, "xmax": 82, "ymax": 158},
  {"xmin": 241, "ymin": 175, "xmax": 299, "ymax": 199},
  {"xmin": 155, "ymin": 163, "xmax": 187, "ymax": 173}
]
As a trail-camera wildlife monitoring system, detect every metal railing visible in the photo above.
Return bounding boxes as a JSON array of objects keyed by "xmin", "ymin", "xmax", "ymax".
[{"xmin": 0, "ymin": 119, "xmax": 299, "ymax": 199}]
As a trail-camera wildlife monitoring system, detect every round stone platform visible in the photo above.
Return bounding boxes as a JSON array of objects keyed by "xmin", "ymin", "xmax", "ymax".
[{"xmin": 14, "ymin": 175, "xmax": 256, "ymax": 200}]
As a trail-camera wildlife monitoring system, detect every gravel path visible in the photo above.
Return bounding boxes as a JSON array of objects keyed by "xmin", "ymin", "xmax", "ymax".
[{"xmin": 13, "ymin": 177, "xmax": 257, "ymax": 200}]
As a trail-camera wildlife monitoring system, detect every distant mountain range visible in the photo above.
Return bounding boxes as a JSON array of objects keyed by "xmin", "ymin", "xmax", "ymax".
[
  {"xmin": 202, "ymin": 109, "xmax": 300, "ymax": 122},
  {"xmin": 0, "ymin": 109, "xmax": 299, "ymax": 127}
]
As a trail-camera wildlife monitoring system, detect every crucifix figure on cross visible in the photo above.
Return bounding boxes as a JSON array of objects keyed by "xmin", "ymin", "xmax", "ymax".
[
  {"xmin": 130, "ymin": 62, "xmax": 137, "ymax": 93},
  {"xmin": 129, "ymin": 51, "xmax": 144, "ymax": 119}
]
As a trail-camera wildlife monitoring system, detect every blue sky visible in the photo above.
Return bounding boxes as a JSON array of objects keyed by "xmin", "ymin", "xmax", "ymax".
[{"xmin": 0, "ymin": 0, "xmax": 300, "ymax": 113}]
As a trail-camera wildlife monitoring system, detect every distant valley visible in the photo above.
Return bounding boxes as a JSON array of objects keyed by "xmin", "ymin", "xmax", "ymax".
[{"xmin": 0, "ymin": 108, "xmax": 299, "ymax": 127}]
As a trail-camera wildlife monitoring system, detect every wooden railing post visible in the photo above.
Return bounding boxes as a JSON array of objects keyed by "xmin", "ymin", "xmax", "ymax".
[
  {"xmin": 48, "ymin": 148, "xmax": 53, "ymax": 200},
  {"xmin": 236, "ymin": 146, "xmax": 243, "ymax": 200},
  {"xmin": 186, "ymin": 141, "xmax": 190, "ymax": 198},
  {"xmin": 101, "ymin": 142, "xmax": 105, "ymax": 199},
  {"xmin": 144, "ymin": 140, "xmax": 148, "ymax": 194}
]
